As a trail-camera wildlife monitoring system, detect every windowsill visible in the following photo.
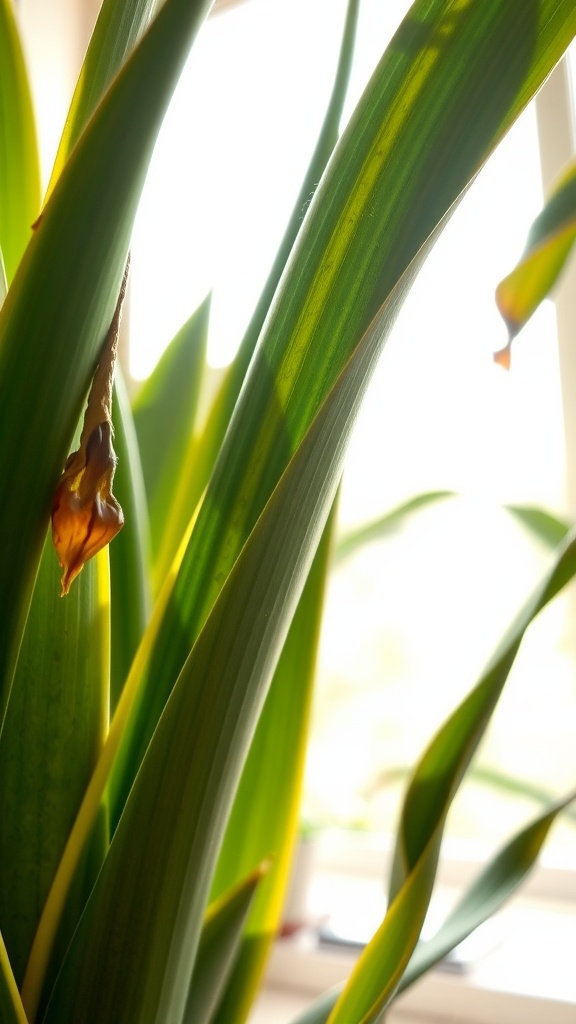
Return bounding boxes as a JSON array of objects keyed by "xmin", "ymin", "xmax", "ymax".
[
  {"xmin": 252, "ymin": 899, "xmax": 576, "ymax": 1024},
  {"xmin": 250, "ymin": 831, "xmax": 576, "ymax": 1024}
]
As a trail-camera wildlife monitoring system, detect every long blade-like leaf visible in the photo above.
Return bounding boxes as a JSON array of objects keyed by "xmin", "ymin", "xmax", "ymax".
[
  {"xmin": 153, "ymin": 0, "xmax": 360, "ymax": 585},
  {"xmin": 132, "ymin": 296, "xmax": 209, "ymax": 566},
  {"xmin": 0, "ymin": 0, "xmax": 40, "ymax": 282},
  {"xmin": 184, "ymin": 862, "xmax": 269, "ymax": 1024},
  {"xmin": 389, "ymin": 529, "xmax": 576, "ymax": 902},
  {"xmin": 0, "ymin": 540, "xmax": 109, "ymax": 987},
  {"xmin": 288, "ymin": 792, "xmax": 576, "ymax": 1024},
  {"xmin": 47, "ymin": 0, "xmax": 161, "ymax": 192},
  {"xmin": 0, "ymin": 930, "xmax": 28, "ymax": 1024},
  {"xmin": 110, "ymin": 373, "xmax": 151, "ymax": 711},
  {"xmin": 327, "ymin": 824, "xmax": 441, "ymax": 1024},
  {"xmin": 397, "ymin": 791, "xmax": 576, "ymax": 994},
  {"xmin": 210, "ymin": 508, "xmax": 336, "ymax": 1023},
  {"xmin": 0, "ymin": 0, "xmax": 214, "ymax": 719}
]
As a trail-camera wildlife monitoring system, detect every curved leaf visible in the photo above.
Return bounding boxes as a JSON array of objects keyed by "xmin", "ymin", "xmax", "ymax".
[
  {"xmin": 132, "ymin": 295, "xmax": 209, "ymax": 566},
  {"xmin": 397, "ymin": 790, "xmax": 576, "ymax": 994},
  {"xmin": 47, "ymin": 0, "xmax": 161, "ymax": 191},
  {"xmin": 389, "ymin": 528, "xmax": 576, "ymax": 901},
  {"xmin": 327, "ymin": 823, "xmax": 440, "ymax": 1024},
  {"xmin": 288, "ymin": 791, "xmax": 576, "ymax": 1024},
  {"xmin": 0, "ymin": 931, "xmax": 27, "ymax": 1024},
  {"xmin": 154, "ymin": 0, "xmax": 361, "ymax": 586},
  {"xmin": 495, "ymin": 156, "xmax": 576, "ymax": 360}
]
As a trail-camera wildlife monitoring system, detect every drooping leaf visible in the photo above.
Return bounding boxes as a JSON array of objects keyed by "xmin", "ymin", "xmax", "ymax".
[
  {"xmin": 0, "ymin": 0, "xmax": 40, "ymax": 282},
  {"xmin": 132, "ymin": 295, "xmax": 209, "ymax": 568},
  {"xmin": 184, "ymin": 861, "xmax": 270, "ymax": 1024},
  {"xmin": 330, "ymin": 526, "xmax": 576, "ymax": 1022},
  {"xmin": 153, "ymin": 0, "xmax": 361, "ymax": 585},
  {"xmin": 389, "ymin": 527, "xmax": 576, "ymax": 902},
  {"xmin": 210, "ymin": 508, "xmax": 337, "ymax": 1023},
  {"xmin": 495, "ymin": 156, "xmax": 576, "ymax": 363},
  {"xmin": 0, "ymin": 0, "xmax": 214, "ymax": 720},
  {"xmin": 109, "ymin": 0, "xmax": 576, "ymax": 842},
  {"xmin": 397, "ymin": 790, "xmax": 576, "ymax": 994},
  {"xmin": 289, "ymin": 792, "xmax": 576, "ymax": 1024}
]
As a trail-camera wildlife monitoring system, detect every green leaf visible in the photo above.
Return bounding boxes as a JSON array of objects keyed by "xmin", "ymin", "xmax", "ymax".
[
  {"xmin": 48, "ymin": 0, "xmax": 161, "ymax": 191},
  {"xmin": 0, "ymin": 0, "xmax": 214, "ymax": 719},
  {"xmin": 0, "ymin": 930, "xmax": 28, "ymax": 1024},
  {"xmin": 132, "ymin": 295, "xmax": 209, "ymax": 568},
  {"xmin": 505, "ymin": 502, "xmax": 571, "ymax": 548},
  {"xmin": 334, "ymin": 490, "xmax": 455, "ymax": 564},
  {"xmin": 0, "ymin": 0, "xmax": 40, "ymax": 283},
  {"xmin": 110, "ymin": 372, "xmax": 151, "ymax": 711},
  {"xmin": 389, "ymin": 527, "xmax": 576, "ymax": 903},
  {"xmin": 154, "ymin": 0, "xmax": 361, "ymax": 586},
  {"xmin": 397, "ymin": 791, "xmax": 576, "ymax": 994},
  {"xmin": 184, "ymin": 862, "xmax": 269, "ymax": 1024},
  {"xmin": 0, "ymin": 245, "xmax": 7, "ymax": 305},
  {"xmin": 289, "ymin": 792, "xmax": 576, "ymax": 1024},
  {"xmin": 210, "ymin": 508, "xmax": 337, "ymax": 1023},
  {"xmin": 0, "ymin": 535, "xmax": 109, "ymax": 986},
  {"xmin": 109, "ymin": 0, "xmax": 576, "ymax": 841},
  {"xmin": 495, "ymin": 156, "xmax": 576, "ymax": 359},
  {"xmin": 327, "ymin": 823, "xmax": 441, "ymax": 1024}
]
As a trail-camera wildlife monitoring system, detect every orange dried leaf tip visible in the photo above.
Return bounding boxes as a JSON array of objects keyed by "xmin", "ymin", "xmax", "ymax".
[
  {"xmin": 51, "ymin": 258, "xmax": 130, "ymax": 593},
  {"xmin": 493, "ymin": 342, "xmax": 512, "ymax": 371},
  {"xmin": 51, "ymin": 422, "xmax": 124, "ymax": 595}
]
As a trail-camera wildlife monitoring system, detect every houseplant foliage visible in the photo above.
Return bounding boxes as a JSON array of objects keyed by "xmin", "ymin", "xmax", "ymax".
[{"xmin": 0, "ymin": 1, "xmax": 575, "ymax": 1023}]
